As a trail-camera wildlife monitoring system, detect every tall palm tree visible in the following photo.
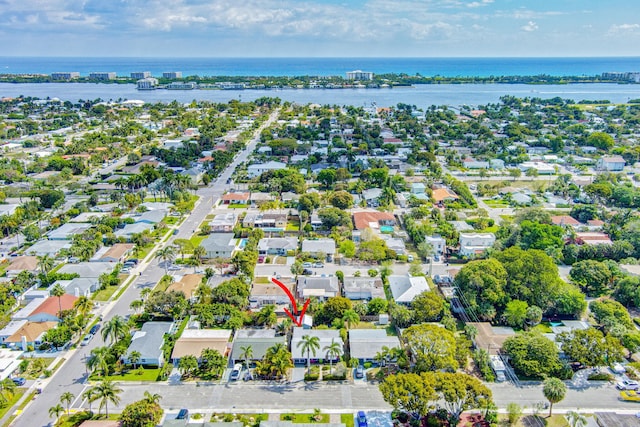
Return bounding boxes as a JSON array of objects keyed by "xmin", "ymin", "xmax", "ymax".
[
  {"xmin": 82, "ymin": 388, "xmax": 98, "ymax": 415},
  {"xmin": 74, "ymin": 296, "xmax": 93, "ymax": 318},
  {"xmin": 193, "ymin": 245, "xmax": 206, "ymax": 264},
  {"xmin": 128, "ymin": 350, "xmax": 141, "ymax": 369},
  {"xmin": 129, "ymin": 299, "xmax": 144, "ymax": 314},
  {"xmin": 49, "ymin": 404, "xmax": 64, "ymax": 425},
  {"xmin": 101, "ymin": 315, "xmax": 129, "ymax": 345},
  {"xmin": 323, "ymin": 339, "xmax": 343, "ymax": 375},
  {"xmin": 542, "ymin": 377, "xmax": 567, "ymax": 417},
  {"xmin": 37, "ymin": 254, "xmax": 55, "ymax": 276},
  {"xmin": 342, "ymin": 309, "xmax": 360, "ymax": 330},
  {"xmin": 240, "ymin": 345, "xmax": 253, "ymax": 369},
  {"xmin": 297, "ymin": 335, "xmax": 320, "ymax": 376},
  {"xmin": 87, "ymin": 346, "xmax": 110, "ymax": 377},
  {"xmin": 93, "ymin": 379, "xmax": 122, "ymax": 417},
  {"xmin": 49, "ymin": 283, "xmax": 66, "ymax": 319},
  {"xmin": 60, "ymin": 391, "xmax": 74, "ymax": 416},
  {"xmin": 156, "ymin": 246, "xmax": 176, "ymax": 275}
]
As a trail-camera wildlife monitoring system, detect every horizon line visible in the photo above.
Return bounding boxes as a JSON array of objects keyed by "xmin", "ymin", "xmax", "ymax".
[{"xmin": 2, "ymin": 55, "xmax": 640, "ymax": 59}]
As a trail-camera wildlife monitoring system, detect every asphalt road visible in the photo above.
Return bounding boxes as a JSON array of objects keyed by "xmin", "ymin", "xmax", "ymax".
[{"xmin": 11, "ymin": 110, "xmax": 280, "ymax": 427}]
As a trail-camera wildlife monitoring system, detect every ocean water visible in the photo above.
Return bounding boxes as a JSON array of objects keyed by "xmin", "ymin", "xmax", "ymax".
[
  {"xmin": 1, "ymin": 57, "xmax": 640, "ymax": 78},
  {"xmin": 2, "ymin": 82, "xmax": 639, "ymax": 109}
]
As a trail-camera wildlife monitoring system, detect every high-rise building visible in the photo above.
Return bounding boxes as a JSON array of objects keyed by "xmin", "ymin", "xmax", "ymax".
[
  {"xmin": 51, "ymin": 72, "xmax": 80, "ymax": 80},
  {"xmin": 346, "ymin": 70, "xmax": 374, "ymax": 81},
  {"xmin": 163, "ymin": 72, "xmax": 182, "ymax": 79},
  {"xmin": 131, "ymin": 71, "xmax": 151, "ymax": 79},
  {"xmin": 89, "ymin": 72, "xmax": 116, "ymax": 80}
]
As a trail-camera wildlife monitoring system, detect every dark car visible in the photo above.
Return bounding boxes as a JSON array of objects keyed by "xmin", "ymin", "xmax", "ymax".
[
  {"xmin": 176, "ymin": 409, "xmax": 189, "ymax": 420},
  {"xmin": 302, "ymin": 269, "xmax": 313, "ymax": 275},
  {"xmin": 12, "ymin": 377, "xmax": 26, "ymax": 386},
  {"xmin": 355, "ymin": 365, "xmax": 364, "ymax": 379},
  {"xmin": 126, "ymin": 258, "xmax": 139, "ymax": 265},
  {"xmin": 357, "ymin": 411, "xmax": 368, "ymax": 427},
  {"xmin": 90, "ymin": 323, "xmax": 101, "ymax": 335}
]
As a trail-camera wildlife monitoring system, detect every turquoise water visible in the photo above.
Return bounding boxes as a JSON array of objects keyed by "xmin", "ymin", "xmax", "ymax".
[
  {"xmin": 2, "ymin": 57, "xmax": 640, "ymax": 77},
  {"xmin": 380, "ymin": 226, "xmax": 394, "ymax": 233}
]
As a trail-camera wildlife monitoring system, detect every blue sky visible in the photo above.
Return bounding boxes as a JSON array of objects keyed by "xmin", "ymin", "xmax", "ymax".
[{"xmin": 1, "ymin": 0, "xmax": 639, "ymax": 57}]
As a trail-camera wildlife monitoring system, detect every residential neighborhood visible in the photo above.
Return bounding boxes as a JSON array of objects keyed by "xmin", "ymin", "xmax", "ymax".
[{"xmin": 1, "ymin": 94, "xmax": 640, "ymax": 427}]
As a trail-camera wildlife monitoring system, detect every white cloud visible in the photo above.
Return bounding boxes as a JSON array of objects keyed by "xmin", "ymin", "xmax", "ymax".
[
  {"xmin": 608, "ymin": 23, "xmax": 640, "ymax": 34},
  {"xmin": 521, "ymin": 21, "xmax": 538, "ymax": 32}
]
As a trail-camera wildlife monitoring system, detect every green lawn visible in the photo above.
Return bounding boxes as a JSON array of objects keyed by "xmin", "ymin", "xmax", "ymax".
[
  {"xmin": 286, "ymin": 222, "xmax": 300, "ymax": 231},
  {"xmin": 341, "ymin": 414, "xmax": 355, "ymax": 427},
  {"xmin": 210, "ymin": 413, "xmax": 268, "ymax": 426},
  {"xmin": 0, "ymin": 389, "xmax": 26, "ymax": 423},
  {"xmin": 190, "ymin": 234, "xmax": 207, "ymax": 247},
  {"xmin": 227, "ymin": 204, "xmax": 248, "ymax": 209},
  {"xmin": 280, "ymin": 413, "xmax": 330, "ymax": 423},
  {"xmin": 483, "ymin": 199, "xmax": 510, "ymax": 208},
  {"xmin": 92, "ymin": 286, "xmax": 119, "ymax": 302},
  {"xmin": 91, "ymin": 368, "xmax": 160, "ymax": 382},
  {"xmin": 476, "ymin": 225, "xmax": 500, "ymax": 234},
  {"xmin": 254, "ymin": 276, "xmax": 270, "ymax": 284}
]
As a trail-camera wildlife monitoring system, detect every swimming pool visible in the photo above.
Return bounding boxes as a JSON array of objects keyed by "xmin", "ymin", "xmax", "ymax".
[{"xmin": 380, "ymin": 226, "xmax": 394, "ymax": 233}]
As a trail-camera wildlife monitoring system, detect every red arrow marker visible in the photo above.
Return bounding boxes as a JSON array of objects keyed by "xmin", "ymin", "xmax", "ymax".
[{"xmin": 271, "ymin": 277, "xmax": 311, "ymax": 327}]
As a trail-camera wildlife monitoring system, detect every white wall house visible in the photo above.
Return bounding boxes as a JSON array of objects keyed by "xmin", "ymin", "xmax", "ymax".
[
  {"xmin": 597, "ymin": 155, "xmax": 626, "ymax": 171},
  {"xmin": 459, "ymin": 233, "xmax": 495, "ymax": 257}
]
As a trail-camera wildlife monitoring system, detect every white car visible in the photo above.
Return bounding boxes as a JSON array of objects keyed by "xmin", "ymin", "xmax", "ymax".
[
  {"xmin": 617, "ymin": 379, "xmax": 639, "ymax": 390},
  {"xmin": 81, "ymin": 334, "xmax": 94, "ymax": 346}
]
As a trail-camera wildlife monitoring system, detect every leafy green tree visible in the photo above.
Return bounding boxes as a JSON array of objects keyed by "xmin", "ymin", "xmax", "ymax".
[
  {"xmin": 379, "ymin": 372, "xmax": 436, "ymax": 418},
  {"xmin": 317, "ymin": 207, "xmax": 352, "ymax": 229},
  {"xmin": 614, "ymin": 276, "xmax": 640, "ymax": 307},
  {"xmin": 506, "ymin": 403, "xmax": 523, "ymax": 426},
  {"xmin": 542, "ymin": 377, "xmax": 566, "ymax": 417},
  {"xmin": 316, "ymin": 169, "xmax": 337, "ymax": 189},
  {"xmin": 517, "ymin": 220, "xmax": 564, "ymax": 251},
  {"xmin": 503, "ymin": 332, "xmax": 561, "ymax": 378},
  {"xmin": 403, "ymin": 324, "xmax": 458, "ymax": 372},
  {"xmin": 587, "ymin": 131, "xmax": 615, "ymax": 150},
  {"xmin": 120, "ymin": 397, "xmax": 163, "ymax": 427},
  {"xmin": 367, "ymin": 298, "xmax": 388, "ymax": 315},
  {"xmin": 558, "ymin": 328, "xmax": 624, "ymax": 367},
  {"xmin": 453, "ymin": 258, "xmax": 508, "ymax": 320},
  {"xmin": 429, "ymin": 372, "xmax": 492, "ymax": 425},
  {"xmin": 200, "ymin": 348, "xmax": 226, "ymax": 379},
  {"xmin": 590, "ymin": 298, "xmax": 633, "ymax": 331},
  {"xmin": 329, "ymin": 190, "xmax": 353, "ymax": 209},
  {"xmin": 569, "ymin": 260, "xmax": 614, "ymax": 297},
  {"xmin": 502, "ymin": 300, "xmax": 529, "ymax": 328},
  {"xmin": 411, "ymin": 291, "xmax": 445, "ymax": 323}
]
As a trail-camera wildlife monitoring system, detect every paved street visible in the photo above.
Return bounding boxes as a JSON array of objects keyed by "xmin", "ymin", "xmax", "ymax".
[{"xmin": 10, "ymin": 110, "xmax": 280, "ymax": 427}]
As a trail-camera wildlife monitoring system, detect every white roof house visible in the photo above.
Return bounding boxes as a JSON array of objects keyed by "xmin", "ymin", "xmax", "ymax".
[
  {"xmin": 459, "ymin": 233, "xmax": 496, "ymax": 257},
  {"xmin": 388, "ymin": 274, "xmax": 429, "ymax": 305},
  {"xmin": 349, "ymin": 329, "xmax": 401, "ymax": 362},
  {"xmin": 291, "ymin": 327, "xmax": 343, "ymax": 364},
  {"xmin": 247, "ymin": 161, "xmax": 287, "ymax": 178}
]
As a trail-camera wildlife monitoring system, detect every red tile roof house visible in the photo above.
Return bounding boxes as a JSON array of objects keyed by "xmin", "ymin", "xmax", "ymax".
[
  {"xmin": 27, "ymin": 295, "xmax": 78, "ymax": 322},
  {"xmin": 551, "ymin": 215, "xmax": 581, "ymax": 227},
  {"xmin": 220, "ymin": 192, "xmax": 250, "ymax": 205}
]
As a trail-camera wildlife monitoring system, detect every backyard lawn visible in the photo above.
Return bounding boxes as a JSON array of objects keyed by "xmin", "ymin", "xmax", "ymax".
[
  {"xmin": 91, "ymin": 368, "xmax": 160, "ymax": 382},
  {"xmin": 92, "ymin": 286, "xmax": 119, "ymax": 302}
]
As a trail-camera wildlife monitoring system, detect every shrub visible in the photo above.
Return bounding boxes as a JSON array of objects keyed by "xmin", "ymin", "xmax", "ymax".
[{"xmin": 588, "ymin": 372, "xmax": 614, "ymax": 381}]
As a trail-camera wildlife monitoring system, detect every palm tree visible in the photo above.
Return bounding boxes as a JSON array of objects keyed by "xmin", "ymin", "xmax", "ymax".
[
  {"xmin": 37, "ymin": 254, "xmax": 55, "ymax": 276},
  {"xmin": 342, "ymin": 309, "xmax": 360, "ymax": 330},
  {"xmin": 74, "ymin": 296, "xmax": 93, "ymax": 318},
  {"xmin": 128, "ymin": 350, "xmax": 141, "ymax": 369},
  {"xmin": 143, "ymin": 390, "xmax": 162, "ymax": 404},
  {"xmin": 49, "ymin": 404, "xmax": 64, "ymax": 426},
  {"xmin": 60, "ymin": 391, "xmax": 74, "ymax": 416},
  {"xmin": 297, "ymin": 335, "xmax": 320, "ymax": 376},
  {"xmin": 129, "ymin": 299, "xmax": 144, "ymax": 314},
  {"xmin": 567, "ymin": 411, "xmax": 587, "ymax": 427},
  {"xmin": 87, "ymin": 346, "xmax": 111, "ymax": 377},
  {"xmin": 93, "ymin": 379, "xmax": 122, "ymax": 417},
  {"xmin": 156, "ymin": 246, "xmax": 176, "ymax": 275},
  {"xmin": 323, "ymin": 339, "xmax": 343, "ymax": 375},
  {"xmin": 193, "ymin": 245, "xmax": 206, "ymax": 263},
  {"xmin": 276, "ymin": 318, "xmax": 292, "ymax": 337},
  {"xmin": 542, "ymin": 377, "xmax": 567, "ymax": 417},
  {"xmin": 240, "ymin": 345, "xmax": 253, "ymax": 370},
  {"xmin": 101, "ymin": 315, "xmax": 129, "ymax": 345},
  {"xmin": 82, "ymin": 387, "xmax": 98, "ymax": 415},
  {"xmin": 0, "ymin": 378, "xmax": 16, "ymax": 405},
  {"xmin": 49, "ymin": 283, "xmax": 66, "ymax": 319}
]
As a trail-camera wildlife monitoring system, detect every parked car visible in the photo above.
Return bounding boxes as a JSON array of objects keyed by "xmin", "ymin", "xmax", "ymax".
[
  {"xmin": 357, "ymin": 411, "xmax": 368, "ymax": 427},
  {"xmin": 407, "ymin": 255, "xmax": 414, "ymax": 262},
  {"xmin": 168, "ymin": 265, "xmax": 181, "ymax": 271},
  {"xmin": 302, "ymin": 262, "xmax": 313, "ymax": 268},
  {"xmin": 355, "ymin": 365, "xmax": 364, "ymax": 379},
  {"xmin": 11, "ymin": 377, "xmax": 25, "ymax": 386},
  {"xmin": 313, "ymin": 262, "xmax": 324, "ymax": 268},
  {"xmin": 613, "ymin": 363, "xmax": 626, "ymax": 374},
  {"xmin": 230, "ymin": 363, "xmax": 242, "ymax": 381},
  {"xmin": 90, "ymin": 324, "xmax": 101, "ymax": 335},
  {"xmin": 617, "ymin": 379, "xmax": 639, "ymax": 390},
  {"xmin": 126, "ymin": 259, "xmax": 139, "ymax": 265},
  {"xmin": 176, "ymin": 409, "xmax": 189, "ymax": 420},
  {"xmin": 302, "ymin": 269, "xmax": 313, "ymax": 275}
]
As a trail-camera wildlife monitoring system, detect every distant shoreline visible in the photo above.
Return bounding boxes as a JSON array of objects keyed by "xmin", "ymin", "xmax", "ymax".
[{"xmin": 0, "ymin": 73, "xmax": 638, "ymax": 90}]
